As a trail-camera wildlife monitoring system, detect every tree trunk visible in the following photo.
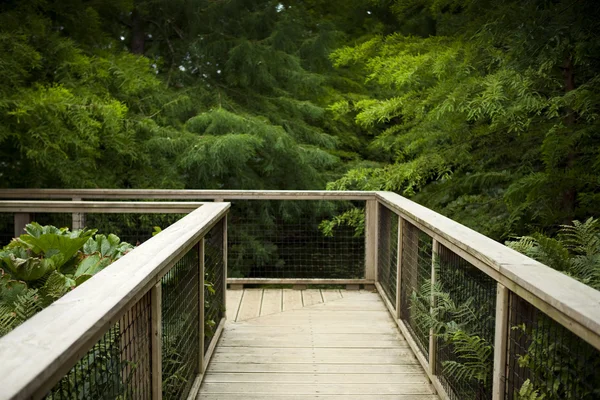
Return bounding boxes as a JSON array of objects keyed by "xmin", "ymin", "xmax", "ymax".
[{"xmin": 130, "ymin": 8, "xmax": 145, "ymax": 55}]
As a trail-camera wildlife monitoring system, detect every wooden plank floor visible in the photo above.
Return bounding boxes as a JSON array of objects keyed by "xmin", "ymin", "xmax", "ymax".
[{"xmin": 198, "ymin": 289, "xmax": 438, "ymax": 399}]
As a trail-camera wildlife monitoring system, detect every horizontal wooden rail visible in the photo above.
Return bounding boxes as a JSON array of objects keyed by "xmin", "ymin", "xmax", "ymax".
[
  {"xmin": 0, "ymin": 189, "xmax": 376, "ymax": 201},
  {"xmin": 0, "ymin": 200, "xmax": 208, "ymax": 214},
  {"xmin": 227, "ymin": 278, "xmax": 373, "ymax": 285},
  {"xmin": 0, "ymin": 202, "xmax": 229, "ymax": 399},
  {"xmin": 376, "ymin": 191, "xmax": 600, "ymax": 350}
]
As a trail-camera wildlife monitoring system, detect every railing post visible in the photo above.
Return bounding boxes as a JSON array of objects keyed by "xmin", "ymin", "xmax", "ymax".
[
  {"xmin": 222, "ymin": 215, "xmax": 228, "ymax": 316},
  {"xmin": 72, "ymin": 197, "xmax": 85, "ymax": 230},
  {"xmin": 14, "ymin": 213, "xmax": 32, "ymax": 238},
  {"xmin": 365, "ymin": 199, "xmax": 378, "ymax": 282},
  {"xmin": 492, "ymin": 283, "xmax": 509, "ymax": 400},
  {"xmin": 151, "ymin": 283, "xmax": 163, "ymax": 400},
  {"xmin": 395, "ymin": 217, "xmax": 403, "ymax": 319},
  {"xmin": 198, "ymin": 239, "xmax": 205, "ymax": 374},
  {"xmin": 428, "ymin": 239, "xmax": 439, "ymax": 374}
]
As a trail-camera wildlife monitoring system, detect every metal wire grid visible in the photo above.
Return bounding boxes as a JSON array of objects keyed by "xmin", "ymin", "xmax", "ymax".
[
  {"xmin": 399, "ymin": 221, "xmax": 433, "ymax": 357},
  {"xmin": 227, "ymin": 200, "xmax": 365, "ymax": 279},
  {"xmin": 86, "ymin": 213, "xmax": 186, "ymax": 246},
  {"xmin": 505, "ymin": 292, "xmax": 600, "ymax": 400},
  {"xmin": 161, "ymin": 245, "xmax": 200, "ymax": 400},
  {"xmin": 47, "ymin": 292, "xmax": 152, "ymax": 399},
  {"xmin": 0, "ymin": 213, "xmax": 14, "ymax": 246},
  {"xmin": 377, "ymin": 204, "xmax": 398, "ymax": 306},
  {"xmin": 1, "ymin": 213, "xmax": 74, "ymax": 246},
  {"xmin": 435, "ymin": 244, "xmax": 496, "ymax": 400},
  {"xmin": 204, "ymin": 219, "xmax": 225, "ymax": 353}
]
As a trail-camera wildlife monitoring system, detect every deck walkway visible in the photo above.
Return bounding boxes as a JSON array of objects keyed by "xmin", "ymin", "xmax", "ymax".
[{"xmin": 198, "ymin": 289, "xmax": 439, "ymax": 399}]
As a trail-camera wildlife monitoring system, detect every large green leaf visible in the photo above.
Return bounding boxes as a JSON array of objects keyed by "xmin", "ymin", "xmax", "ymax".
[
  {"xmin": 0, "ymin": 252, "xmax": 55, "ymax": 281},
  {"xmin": 0, "ymin": 268, "xmax": 28, "ymax": 306}
]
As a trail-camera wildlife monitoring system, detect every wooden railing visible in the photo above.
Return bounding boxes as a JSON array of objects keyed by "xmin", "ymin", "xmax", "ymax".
[
  {"xmin": 0, "ymin": 189, "xmax": 599, "ymax": 400},
  {"xmin": 0, "ymin": 201, "xmax": 229, "ymax": 400}
]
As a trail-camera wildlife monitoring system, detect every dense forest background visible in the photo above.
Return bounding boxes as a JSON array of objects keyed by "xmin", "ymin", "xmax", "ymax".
[{"xmin": 1, "ymin": 0, "xmax": 599, "ymax": 241}]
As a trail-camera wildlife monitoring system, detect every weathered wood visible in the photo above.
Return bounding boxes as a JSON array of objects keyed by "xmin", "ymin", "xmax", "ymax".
[
  {"xmin": 198, "ymin": 240, "xmax": 205, "ymax": 376},
  {"xmin": 321, "ymin": 289, "xmax": 342, "ymax": 302},
  {"xmin": 282, "ymin": 289, "xmax": 303, "ymax": 311},
  {"xmin": 0, "ymin": 200, "xmax": 207, "ymax": 214},
  {"xmin": 203, "ymin": 317, "xmax": 226, "ymax": 372},
  {"xmin": 492, "ymin": 284, "xmax": 509, "ymax": 400},
  {"xmin": 200, "ymin": 289, "xmax": 439, "ymax": 400},
  {"xmin": 377, "ymin": 191, "xmax": 600, "ymax": 350},
  {"xmin": 71, "ymin": 197, "xmax": 85, "ymax": 230},
  {"xmin": 0, "ymin": 188, "xmax": 376, "ymax": 201},
  {"xmin": 0, "ymin": 203, "xmax": 229, "ymax": 400},
  {"xmin": 199, "ymin": 395, "xmax": 439, "ymax": 400},
  {"xmin": 151, "ymin": 283, "xmax": 162, "ymax": 400},
  {"xmin": 13, "ymin": 212, "xmax": 31, "ymax": 238},
  {"xmin": 396, "ymin": 216, "xmax": 403, "ymax": 319},
  {"xmin": 228, "ymin": 284, "xmax": 244, "ymax": 290},
  {"xmin": 227, "ymin": 278, "xmax": 372, "ymax": 285},
  {"xmin": 302, "ymin": 289, "xmax": 323, "ymax": 306},
  {"xmin": 221, "ymin": 216, "xmax": 227, "ymax": 321},
  {"xmin": 260, "ymin": 289, "xmax": 282, "ymax": 316},
  {"xmin": 428, "ymin": 240, "xmax": 439, "ymax": 375},
  {"xmin": 226, "ymin": 290, "xmax": 243, "ymax": 321},
  {"xmin": 236, "ymin": 289, "xmax": 263, "ymax": 321},
  {"xmin": 365, "ymin": 199, "xmax": 378, "ymax": 281}
]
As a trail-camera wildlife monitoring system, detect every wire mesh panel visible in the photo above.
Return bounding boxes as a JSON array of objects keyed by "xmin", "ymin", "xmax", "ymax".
[
  {"xmin": 86, "ymin": 213, "xmax": 186, "ymax": 246},
  {"xmin": 161, "ymin": 245, "xmax": 200, "ymax": 399},
  {"xmin": 47, "ymin": 292, "xmax": 152, "ymax": 399},
  {"xmin": 227, "ymin": 200, "xmax": 365, "ymax": 279},
  {"xmin": 399, "ymin": 221, "xmax": 433, "ymax": 357},
  {"xmin": 0, "ymin": 213, "xmax": 14, "ymax": 246},
  {"xmin": 377, "ymin": 204, "xmax": 398, "ymax": 306},
  {"xmin": 204, "ymin": 219, "xmax": 225, "ymax": 353},
  {"xmin": 506, "ymin": 292, "xmax": 600, "ymax": 400},
  {"xmin": 434, "ymin": 245, "xmax": 496, "ymax": 400}
]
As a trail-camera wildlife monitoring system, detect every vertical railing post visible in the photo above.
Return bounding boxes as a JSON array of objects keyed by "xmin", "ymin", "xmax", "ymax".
[
  {"xmin": 222, "ymin": 215, "xmax": 228, "ymax": 317},
  {"xmin": 198, "ymin": 239, "xmax": 205, "ymax": 374},
  {"xmin": 365, "ymin": 199, "xmax": 378, "ymax": 282},
  {"xmin": 72, "ymin": 197, "xmax": 85, "ymax": 230},
  {"xmin": 151, "ymin": 283, "xmax": 163, "ymax": 400},
  {"xmin": 428, "ymin": 239, "xmax": 439, "ymax": 374},
  {"xmin": 14, "ymin": 213, "xmax": 32, "ymax": 238},
  {"xmin": 492, "ymin": 283, "xmax": 509, "ymax": 400},
  {"xmin": 395, "ymin": 217, "xmax": 403, "ymax": 319}
]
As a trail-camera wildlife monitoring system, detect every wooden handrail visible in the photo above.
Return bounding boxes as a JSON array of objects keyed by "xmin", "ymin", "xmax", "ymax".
[
  {"xmin": 376, "ymin": 191, "xmax": 600, "ymax": 351},
  {"xmin": 0, "ymin": 189, "xmax": 375, "ymax": 201},
  {"xmin": 0, "ymin": 202, "xmax": 229, "ymax": 399},
  {"xmin": 0, "ymin": 200, "xmax": 208, "ymax": 213}
]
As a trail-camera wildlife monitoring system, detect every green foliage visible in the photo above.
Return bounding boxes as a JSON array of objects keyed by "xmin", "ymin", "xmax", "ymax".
[
  {"xmin": 327, "ymin": 0, "xmax": 600, "ymax": 239},
  {"xmin": 507, "ymin": 218, "xmax": 600, "ymax": 289},
  {"xmin": 0, "ymin": 223, "xmax": 132, "ymax": 336}
]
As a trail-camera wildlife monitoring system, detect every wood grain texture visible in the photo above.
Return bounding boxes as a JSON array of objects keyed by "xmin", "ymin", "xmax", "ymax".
[
  {"xmin": 0, "ymin": 203, "xmax": 229, "ymax": 400},
  {"xmin": 199, "ymin": 290, "xmax": 439, "ymax": 399}
]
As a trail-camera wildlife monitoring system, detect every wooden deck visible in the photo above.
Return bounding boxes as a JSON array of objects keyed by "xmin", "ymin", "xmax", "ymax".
[{"xmin": 198, "ymin": 289, "xmax": 439, "ymax": 399}]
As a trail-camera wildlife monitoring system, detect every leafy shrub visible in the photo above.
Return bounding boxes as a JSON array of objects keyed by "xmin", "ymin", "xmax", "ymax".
[{"xmin": 0, "ymin": 223, "xmax": 133, "ymax": 336}]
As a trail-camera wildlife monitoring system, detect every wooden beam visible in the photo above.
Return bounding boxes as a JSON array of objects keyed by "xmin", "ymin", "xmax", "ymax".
[
  {"xmin": 365, "ymin": 199, "xmax": 378, "ymax": 281},
  {"xmin": 0, "ymin": 201, "xmax": 206, "ymax": 214},
  {"xmin": 0, "ymin": 189, "xmax": 376, "ymax": 201},
  {"xmin": 227, "ymin": 278, "xmax": 373, "ymax": 285},
  {"xmin": 395, "ymin": 217, "xmax": 403, "ymax": 320},
  {"xmin": 376, "ymin": 191, "xmax": 600, "ymax": 351},
  {"xmin": 492, "ymin": 284, "xmax": 509, "ymax": 400},
  {"xmin": 0, "ymin": 203, "xmax": 230, "ymax": 400},
  {"xmin": 151, "ymin": 283, "xmax": 162, "ymax": 400},
  {"xmin": 428, "ymin": 240, "xmax": 439, "ymax": 375},
  {"xmin": 13, "ymin": 213, "xmax": 31, "ymax": 238}
]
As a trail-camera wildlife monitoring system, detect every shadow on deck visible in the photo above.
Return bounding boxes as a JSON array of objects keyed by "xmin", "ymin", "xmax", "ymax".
[{"xmin": 198, "ymin": 289, "xmax": 438, "ymax": 399}]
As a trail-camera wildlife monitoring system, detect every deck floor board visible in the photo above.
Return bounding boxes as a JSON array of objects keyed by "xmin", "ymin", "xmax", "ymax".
[{"xmin": 198, "ymin": 289, "xmax": 439, "ymax": 399}]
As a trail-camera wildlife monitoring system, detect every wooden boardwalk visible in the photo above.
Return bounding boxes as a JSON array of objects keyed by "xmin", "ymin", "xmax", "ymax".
[{"xmin": 198, "ymin": 289, "xmax": 439, "ymax": 399}]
